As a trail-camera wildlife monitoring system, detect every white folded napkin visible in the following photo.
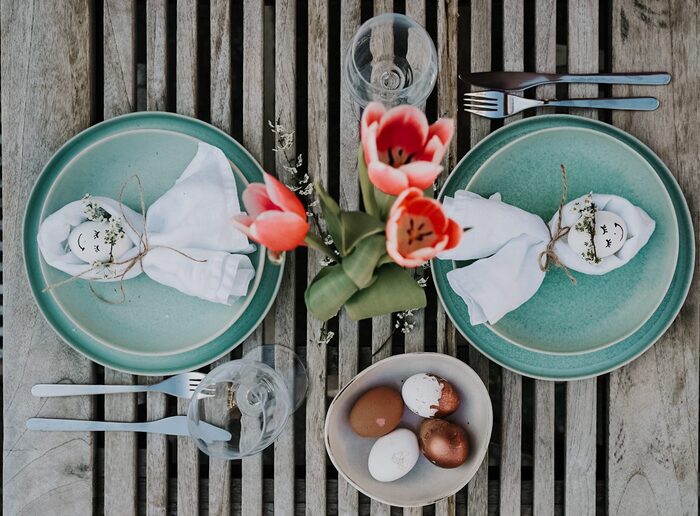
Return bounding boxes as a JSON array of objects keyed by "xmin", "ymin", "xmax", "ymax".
[
  {"xmin": 439, "ymin": 190, "xmax": 655, "ymax": 325},
  {"xmin": 37, "ymin": 142, "xmax": 256, "ymax": 305}
]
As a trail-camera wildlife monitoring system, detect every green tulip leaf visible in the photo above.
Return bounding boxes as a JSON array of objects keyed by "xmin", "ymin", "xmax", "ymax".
[
  {"xmin": 342, "ymin": 234, "xmax": 386, "ymax": 289},
  {"xmin": 344, "ymin": 264, "xmax": 427, "ymax": 321},
  {"xmin": 338, "ymin": 211, "xmax": 385, "ymax": 255},
  {"xmin": 374, "ymin": 188, "xmax": 396, "ymax": 220},
  {"xmin": 304, "ymin": 264, "xmax": 359, "ymax": 321},
  {"xmin": 358, "ymin": 148, "xmax": 378, "ymax": 217}
]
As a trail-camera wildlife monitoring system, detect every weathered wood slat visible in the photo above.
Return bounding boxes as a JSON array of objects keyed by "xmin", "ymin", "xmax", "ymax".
[
  {"xmin": 499, "ymin": 1, "xmax": 524, "ymax": 514},
  {"xmin": 175, "ymin": 2, "xmax": 199, "ymax": 515},
  {"xmin": 144, "ymin": 3, "xmax": 169, "ymax": 515},
  {"xmin": 565, "ymin": 3, "xmax": 599, "ymax": 514},
  {"xmin": 435, "ymin": 2, "xmax": 460, "ymax": 514},
  {"xmin": 609, "ymin": 1, "xmax": 699, "ymax": 514},
  {"xmin": 337, "ymin": 0, "xmax": 362, "ymax": 514},
  {"xmin": 532, "ymin": 1, "xmax": 557, "ymax": 514},
  {"xmin": 273, "ymin": 1, "xmax": 299, "ymax": 514},
  {"xmin": 208, "ymin": 2, "xmax": 234, "ymax": 514},
  {"xmin": 241, "ymin": 2, "xmax": 266, "ymax": 514},
  {"xmin": 465, "ymin": 0, "xmax": 492, "ymax": 515},
  {"xmin": 1, "ymin": 1, "xmax": 94, "ymax": 515},
  {"xmin": 103, "ymin": 2, "xmax": 138, "ymax": 514},
  {"xmin": 306, "ymin": 1, "xmax": 330, "ymax": 514}
]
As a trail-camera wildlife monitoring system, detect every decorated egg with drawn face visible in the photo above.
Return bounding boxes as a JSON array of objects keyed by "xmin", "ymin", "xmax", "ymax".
[
  {"xmin": 68, "ymin": 220, "xmax": 133, "ymax": 263},
  {"xmin": 568, "ymin": 210, "xmax": 627, "ymax": 260}
]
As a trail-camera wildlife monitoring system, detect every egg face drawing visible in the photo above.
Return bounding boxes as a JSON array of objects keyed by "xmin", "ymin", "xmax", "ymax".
[
  {"xmin": 68, "ymin": 220, "xmax": 132, "ymax": 263},
  {"xmin": 568, "ymin": 210, "xmax": 627, "ymax": 260}
]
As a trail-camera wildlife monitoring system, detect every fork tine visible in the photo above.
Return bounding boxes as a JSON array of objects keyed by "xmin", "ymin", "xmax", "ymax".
[
  {"xmin": 463, "ymin": 90, "xmax": 496, "ymax": 99},
  {"xmin": 462, "ymin": 98, "xmax": 499, "ymax": 107},
  {"xmin": 462, "ymin": 102, "xmax": 499, "ymax": 112},
  {"xmin": 464, "ymin": 107, "xmax": 498, "ymax": 118}
]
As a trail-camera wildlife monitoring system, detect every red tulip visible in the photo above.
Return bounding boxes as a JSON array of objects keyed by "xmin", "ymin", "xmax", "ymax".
[
  {"xmin": 386, "ymin": 187, "xmax": 462, "ymax": 268},
  {"xmin": 232, "ymin": 172, "xmax": 309, "ymax": 255},
  {"xmin": 361, "ymin": 102, "xmax": 454, "ymax": 196}
]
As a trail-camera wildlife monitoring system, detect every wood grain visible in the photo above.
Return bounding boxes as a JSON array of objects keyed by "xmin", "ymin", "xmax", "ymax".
[
  {"xmin": 499, "ymin": 1, "xmax": 524, "ymax": 513},
  {"xmin": 337, "ymin": 0, "xmax": 362, "ymax": 514},
  {"xmin": 565, "ymin": 3, "xmax": 599, "ymax": 513},
  {"xmin": 306, "ymin": 1, "xmax": 330, "ymax": 514},
  {"xmin": 207, "ymin": 2, "xmax": 234, "ymax": 514},
  {"xmin": 103, "ymin": 1, "xmax": 138, "ymax": 514},
  {"xmin": 609, "ymin": 0, "xmax": 699, "ymax": 514},
  {"xmin": 144, "ymin": 3, "xmax": 169, "ymax": 515},
  {"xmin": 1, "ymin": 1, "xmax": 94, "ymax": 515},
  {"xmin": 465, "ymin": 1, "xmax": 492, "ymax": 515},
  {"xmin": 532, "ymin": 1, "xmax": 557, "ymax": 514},
  {"xmin": 273, "ymin": 1, "xmax": 298, "ymax": 513},
  {"xmin": 175, "ymin": 2, "xmax": 199, "ymax": 515}
]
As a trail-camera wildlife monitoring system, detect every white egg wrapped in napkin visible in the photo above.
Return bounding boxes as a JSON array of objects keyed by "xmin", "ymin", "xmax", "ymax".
[
  {"xmin": 438, "ymin": 190, "xmax": 655, "ymax": 325},
  {"xmin": 37, "ymin": 142, "xmax": 256, "ymax": 305}
]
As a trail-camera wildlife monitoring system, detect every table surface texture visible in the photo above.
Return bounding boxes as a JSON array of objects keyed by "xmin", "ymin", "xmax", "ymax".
[{"xmin": 1, "ymin": 0, "xmax": 698, "ymax": 515}]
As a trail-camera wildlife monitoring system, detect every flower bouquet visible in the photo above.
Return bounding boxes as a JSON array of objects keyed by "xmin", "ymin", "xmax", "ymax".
[{"xmin": 233, "ymin": 102, "xmax": 462, "ymax": 321}]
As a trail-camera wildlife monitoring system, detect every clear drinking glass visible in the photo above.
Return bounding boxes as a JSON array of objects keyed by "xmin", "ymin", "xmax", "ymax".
[
  {"xmin": 343, "ymin": 13, "xmax": 438, "ymax": 109},
  {"xmin": 187, "ymin": 344, "xmax": 307, "ymax": 460}
]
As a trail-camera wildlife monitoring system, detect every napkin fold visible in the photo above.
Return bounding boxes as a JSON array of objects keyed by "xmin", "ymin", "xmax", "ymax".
[
  {"xmin": 37, "ymin": 142, "xmax": 256, "ymax": 305},
  {"xmin": 439, "ymin": 190, "xmax": 655, "ymax": 325}
]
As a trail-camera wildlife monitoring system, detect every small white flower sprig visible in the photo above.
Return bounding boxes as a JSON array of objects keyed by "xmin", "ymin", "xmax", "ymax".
[
  {"xmin": 81, "ymin": 194, "xmax": 126, "ymax": 274},
  {"xmin": 571, "ymin": 193, "xmax": 600, "ymax": 264}
]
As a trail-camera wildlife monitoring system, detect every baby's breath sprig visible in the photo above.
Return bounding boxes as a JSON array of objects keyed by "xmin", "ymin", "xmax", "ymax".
[
  {"xmin": 318, "ymin": 324, "xmax": 335, "ymax": 346},
  {"xmin": 82, "ymin": 194, "xmax": 110, "ymax": 222}
]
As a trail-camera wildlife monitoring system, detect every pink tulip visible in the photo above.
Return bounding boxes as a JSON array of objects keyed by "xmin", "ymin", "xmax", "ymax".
[
  {"xmin": 232, "ymin": 172, "xmax": 309, "ymax": 255},
  {"xmin": 386, "ymin": 187, "xmax": 461, "ymax": 268},
  {"xmin": 361, "ymin": 102, "xmax": 454, "ymax": 196}
]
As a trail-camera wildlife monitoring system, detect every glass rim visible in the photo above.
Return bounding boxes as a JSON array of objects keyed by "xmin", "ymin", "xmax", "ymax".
[{"xmin": 344, "ymin": 13, "xmax": 438, "ymax": 101}]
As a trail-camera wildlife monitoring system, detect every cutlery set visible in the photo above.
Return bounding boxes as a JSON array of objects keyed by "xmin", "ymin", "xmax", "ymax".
[
  {"xmin": 27, "ymin": 372, "xmax": 230, "ymax": 440},
  {"xmin": 461, "ymin": 71, "xmax": 670, "ymax": 118}
]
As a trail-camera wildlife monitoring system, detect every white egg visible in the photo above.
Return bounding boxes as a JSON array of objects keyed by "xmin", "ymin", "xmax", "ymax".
[
  {"xmin": 401, "ymin": 373, "xmax": 443, "ymax": 418},
  {"xmin": 568, "ymin": 210, "xmax": 627, "ymax": 261},
  {"xmin": 367, "ymin": 428, "xmax": 420, "ymax": 482},
  {"xmin": 68, "ymin": 220, "xmax": 133, "ymax": 264}
]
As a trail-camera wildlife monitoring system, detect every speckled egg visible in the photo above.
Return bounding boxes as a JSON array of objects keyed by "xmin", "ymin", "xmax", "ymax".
[{"xmin": 367, "ymin": 428, "xmax": 420, "ymax": 482}]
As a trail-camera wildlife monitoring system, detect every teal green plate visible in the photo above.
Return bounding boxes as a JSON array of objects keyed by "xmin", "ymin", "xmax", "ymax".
[
  {"xmin": 432, "ymin": 115, "xmax": 694, "ymax": 380},
  {"xmin": 24, "ymin": 112, "xmax": 283, "ymax": 375}
]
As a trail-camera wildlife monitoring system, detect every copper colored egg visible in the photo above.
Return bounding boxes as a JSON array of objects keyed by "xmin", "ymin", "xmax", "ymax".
[
  {"xmin": 434, "ymin": 376, "xmax": 461, "ymax": 417},
  {"xmin": 418, "ymin": 419, "xmax": 470, "ymax": 468},
  {"xmin": 348, "ymin": 386, "xmax": 404, "ymax": 437},
  {"xmin": 401, "ymin": 373, "xmax": 461, "ymax": 418}
]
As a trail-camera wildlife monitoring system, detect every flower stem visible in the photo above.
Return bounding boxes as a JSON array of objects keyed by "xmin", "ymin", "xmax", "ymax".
[{"xmin": 304, "ymin": 233, "xmax": 337, "ymax": 261}]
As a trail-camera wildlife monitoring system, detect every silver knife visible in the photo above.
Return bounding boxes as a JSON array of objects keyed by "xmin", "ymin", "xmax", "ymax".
[
  {"xmin": 26, "ymin": 415, "xmax": 232, "ymax": 442},
  {"xmin": 461, "ymin": 71, "xmax": 671, "ymax": 92}
]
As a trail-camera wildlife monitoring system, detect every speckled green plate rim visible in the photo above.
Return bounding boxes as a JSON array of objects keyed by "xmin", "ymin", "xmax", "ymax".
[
  {"xmin": 431, "ymin": 115, "xmax": 694, "ymax": 381},
  {"xmin": 23, "ymin": 112, "xmax": 283, "ymax": 376}
]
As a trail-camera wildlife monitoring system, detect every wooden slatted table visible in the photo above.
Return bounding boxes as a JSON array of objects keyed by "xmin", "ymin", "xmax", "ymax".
[{"xmin": 2, "ymin": 1, "xmax": 697, "ymax": 515}]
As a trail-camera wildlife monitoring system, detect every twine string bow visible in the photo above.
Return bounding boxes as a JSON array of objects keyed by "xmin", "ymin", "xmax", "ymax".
[
  {"xmin": 43, "ymin": 175, "xmax": 206, "ymax": 303},
  {"xmin": 538, "ymin": 164, "xmax": 577, "ymax": 285}
]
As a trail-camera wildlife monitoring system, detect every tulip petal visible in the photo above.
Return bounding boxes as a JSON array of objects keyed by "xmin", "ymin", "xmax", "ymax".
[
  {"xmin": 444, "ymin": 218, "xmax": 463, "ymax": 250},
  {"xmin": 427, "ymin": 118, "xmax": 454, "ymax": 146},
  {"xmin": 375, "ymin": 105, "xmax": 429, "ymax": 155},
  {"xmin": 262, "ymin": 172, "xmax": 307, "ymax": 219},
  {"xmin": 243, "ymin": 183, "xmax": 277, "ymax": 217},
  {"xmin": 248, "ymin": 211, "xmax": 309, "ymax": 252},
  {"xmin": 414, "ymin": 134, "xmax": 447, "ymax": 164},
  {"xmin": 360, "ymin": 102, "xmax": 386, "ymax": 139},
  {"xmin": 398, "ymin": 161, "xmax": 443, "ymax": 191},
  {"xmin": 367, "ymin": 161, "xmax": 410, "ymax": 195}
]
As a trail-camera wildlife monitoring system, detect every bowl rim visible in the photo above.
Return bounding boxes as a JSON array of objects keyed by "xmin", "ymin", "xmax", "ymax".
[{"xmin": 324, "ymin": 352, "xmax": 494, "ymax": 507}]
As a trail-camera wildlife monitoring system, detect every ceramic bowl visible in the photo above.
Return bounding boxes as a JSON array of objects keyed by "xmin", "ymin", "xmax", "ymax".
[{"xmin": 324, "ymin": 353, "xmax": 492, "ymax": 507}]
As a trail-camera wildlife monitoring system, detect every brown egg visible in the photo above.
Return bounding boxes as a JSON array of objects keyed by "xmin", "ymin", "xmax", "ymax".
[
  {"xmin": 418, "ymin": 419, "xmax": 470, "ymax": 468},
  {"xmin": 433, "ymin": 376, "xmax": 461, "ymax": 417},
  {"xmin": 349, "ymin": 386, "xmax": 404, "ymax": 437}
]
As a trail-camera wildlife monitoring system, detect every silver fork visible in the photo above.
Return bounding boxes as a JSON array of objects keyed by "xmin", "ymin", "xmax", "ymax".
[
  {"xmin": 463, "ymin": 90, "xmax": 659, "ymax": 118},
  {"xmin": 32, "ymin": 372, "xmax": 216, "ymax": 399}
]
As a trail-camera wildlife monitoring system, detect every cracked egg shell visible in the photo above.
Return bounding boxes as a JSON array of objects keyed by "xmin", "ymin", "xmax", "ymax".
[
  {"xmin": 401, "ymin": 373, "xmax": 461, "ymax": 418},
  {"xmin": 348, "ymin": 386, "xmax": 404, "ymax": 437}
]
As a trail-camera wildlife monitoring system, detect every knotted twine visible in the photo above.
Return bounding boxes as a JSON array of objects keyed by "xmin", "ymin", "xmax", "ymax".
[
  {"xmin": 42, "ymin": 175, "xmax": 206, "ymax": 303},
  {"xmin": 538, "ymin": 164, "xmax": 577, "ymax": 285}
]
